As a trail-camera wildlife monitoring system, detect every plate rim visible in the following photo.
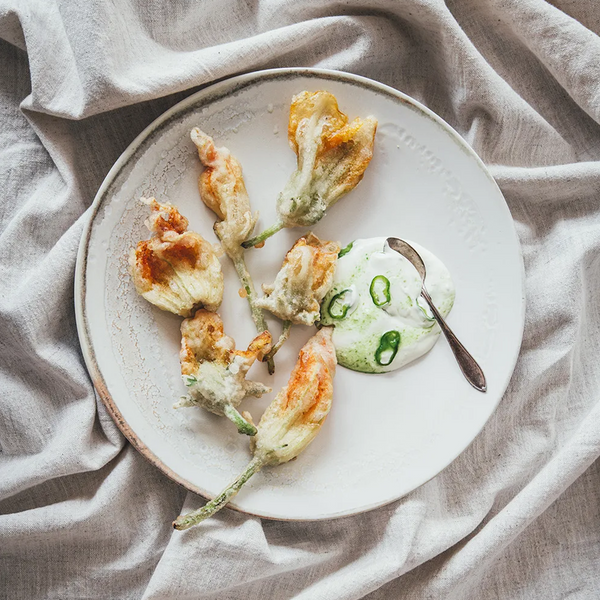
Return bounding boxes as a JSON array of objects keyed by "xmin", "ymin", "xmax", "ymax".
[{"xmin": 74, "ymin": 67, "xmax": 526, "ymax": 521}]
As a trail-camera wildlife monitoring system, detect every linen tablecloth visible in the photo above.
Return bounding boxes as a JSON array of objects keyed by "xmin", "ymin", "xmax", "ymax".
[{"xmin": 1, "ymin": 0, "xmax": 600, "ymax": 598}]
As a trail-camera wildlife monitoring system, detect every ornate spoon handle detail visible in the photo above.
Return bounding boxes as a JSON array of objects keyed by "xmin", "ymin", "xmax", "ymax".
[{"xmin": 421, "ymin": 287, "xmax": 487, "ymax": 392}]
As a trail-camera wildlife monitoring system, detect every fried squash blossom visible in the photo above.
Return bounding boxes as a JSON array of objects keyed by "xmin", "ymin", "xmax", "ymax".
[
  {"xmin": 243, "ymin": 90, "xmax": 377, "ymax": 247},
  {"xmin": 256, "ymin": 233, "xmax": 340, "ymax": 326},
  {"xmin": 176, "ymin": 309, "xmax": 272, "ymax": 436},
  {"xmin": 174, "ymin": 326, "xmax": 336, "ymax": 529},
  {"xmin": 129, "ymin": 198, "xmax": 223, "ymax": 316}
]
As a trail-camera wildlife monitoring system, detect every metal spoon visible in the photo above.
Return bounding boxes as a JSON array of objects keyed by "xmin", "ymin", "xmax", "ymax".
[{"xmin": 386, "ymin": 237, "xmax": 487, "ymax": 393}]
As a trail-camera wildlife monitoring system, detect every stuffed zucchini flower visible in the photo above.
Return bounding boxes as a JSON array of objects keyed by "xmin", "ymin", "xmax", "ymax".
[
  {"xmin": 173, "ymin": 326, "xmax": 336, "ymax": 529},
  {"xmin": 243, "ymin": 91, "xmax": 377, "ymax": 247},
  {"xmin": 191, "ymin": 128, "xmax": 257, "ymax": 259},
  {"xmin": 176, "ymin": 309, "xmax": 272, "ymax": 436},
  {"xmin": 129, "ymin": 198, "xmax": 223, "ymax": 316},
  {"xmin": 256, "ymin": 233, "xmax": 340, "ymax": 326},
  {"xmin": 191, "ymin": 128, "xmax": 275, "ymax": 372}
]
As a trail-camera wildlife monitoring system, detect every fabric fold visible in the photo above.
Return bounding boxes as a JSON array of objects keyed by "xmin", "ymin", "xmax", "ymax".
[{"xmin": 1, "ymin": 0, "xmax": 600, "ymax": 598}]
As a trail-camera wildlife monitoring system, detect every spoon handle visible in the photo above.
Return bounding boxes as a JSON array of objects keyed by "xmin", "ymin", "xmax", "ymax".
[{"xmin": 421, "ymin": 288, "xmax": 487, "ymax": 392}]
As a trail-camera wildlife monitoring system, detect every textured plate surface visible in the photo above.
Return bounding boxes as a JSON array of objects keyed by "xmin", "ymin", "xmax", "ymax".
[{"xmin": 75, "ymin": 68, "xmax": 525, "ymax": 520}]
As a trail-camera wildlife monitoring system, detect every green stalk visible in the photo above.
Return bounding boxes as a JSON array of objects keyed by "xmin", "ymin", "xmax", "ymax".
[
  {"xmin": 232, "ymin": 254, "xmax": 276, "ymax": 374},
  {"xmin": 173, "ymin": 456, "xmax": 265, "ymax": 529},
  {"xmin": 242, "ymin": 221, "xmax": 284, "ymax": 248},
  {"xmin": 223, "ymin": 404, "xmax": 257, "ymax": 436},
  {"xmin": 264, "ymin": 320, "xmax": 292, "ymax": 362}
]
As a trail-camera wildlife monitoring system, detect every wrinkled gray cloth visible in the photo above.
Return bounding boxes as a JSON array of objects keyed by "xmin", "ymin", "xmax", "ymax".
[{"xmin": 2, "ymin": 0, "xmax": 600, "ymax": 598}]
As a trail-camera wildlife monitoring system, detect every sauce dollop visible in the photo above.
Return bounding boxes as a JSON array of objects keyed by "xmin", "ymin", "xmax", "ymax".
[{"xmin": 319, "ymin": 237, "xmax": 455, "ymax": 373}]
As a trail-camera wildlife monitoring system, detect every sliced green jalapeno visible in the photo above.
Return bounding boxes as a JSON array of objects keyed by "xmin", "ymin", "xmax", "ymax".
[
  {"xmin": 375, "ymin": 330, "xmax": 401, "ymax": 366},
  {"xmin": 417, "ymin": 300, "xmax": 436, "ymax": 324},
  {"xmin": 338, "ymin": 241, "xmax": 354, "ymax": 259},
  {"xmin": 327, "ymin": 289, "xmax": 353, "ymax": 320},
  {"xmin": 370, "ymin": 275, "xmax": 391, "ymax": 307}
]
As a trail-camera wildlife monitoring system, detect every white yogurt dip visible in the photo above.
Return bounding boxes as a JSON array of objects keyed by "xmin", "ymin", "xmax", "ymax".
[{"xmin": 319, "ymin": 237, "xmax": 455, "ymax": 373}]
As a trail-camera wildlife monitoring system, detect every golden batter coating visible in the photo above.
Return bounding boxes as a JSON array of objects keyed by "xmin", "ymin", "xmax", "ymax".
[
  {"xmin": 256, "ymin": 233, "xmax": 340, "ymax": 326},
  {"xmin": 190, "ymin": 127, "xmax": 276, "ymax": 372},
  {"xmin": 278, "ymin": 90, "xmax": 377, "ymax": 227},
  {"xmin": 173, "ymin": 327, "xmax": 337, "ymax": 529},
  {"xmin": 242, "ymin": 90, "xmax": 377, "ymax": 248},
  {"xmin": 191, "ymin": 128, "xmax": 257, "ymax": 259},
  {"xmin": 291, "ymin": 90, "xmax": 377, "ymax": 186},
  {"xmin": 129, "ymin": 198, "xmax": 223, "ymax": 317},
  {"xmin": 249, "ymin": 326, "xmax": 337, "ymax": 463},
  {"xmin": 176, "ymin": 310, "xmax": 272, "ymax": 435},
  {"xmin": 179, "ymin": 309, "xmax": 271, "ymax": 374}
]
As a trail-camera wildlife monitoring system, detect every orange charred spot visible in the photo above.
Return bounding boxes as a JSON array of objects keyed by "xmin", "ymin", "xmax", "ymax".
[
  {"xmin": 282, "ymin": 349, "xmax": 333, "ymax": 424},
  {"xmin": 199, "ymin": 171, "xmax": 226, "ymax": 219},
  {"xmin": 161, "ymin": 239, "xmax": 200, "ymax": 269},
  {"xmin": 245, "ymin": 330, "xmax": 273, "ymax": 360},
  {"xmin": 152, "ymin": 204, "xmax": 189, "ymax": 234},
  {"xmin": 321, "ymin": 119, "xmax": 363, "ymax": 151},
  {"xmin": 180, "ymin": 343, "xmax": 198, "ymax": 375},
  {"xmin": 136, "ymin": 241, "xmax": 172, "ymax": 285},
  {"xmin": 300, "ymin": 370, "xmax": 331, "ymax": 423}
]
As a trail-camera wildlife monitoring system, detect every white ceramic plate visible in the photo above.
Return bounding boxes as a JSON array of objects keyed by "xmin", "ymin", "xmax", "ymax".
[{"xmin": 75, "ymin": 68, "xmax": 525, "ymax": 521}]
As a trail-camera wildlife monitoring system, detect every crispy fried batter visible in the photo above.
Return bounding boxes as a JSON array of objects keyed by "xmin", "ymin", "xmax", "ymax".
[
  {"xmin": 145, "ymin": 199, "xmax": 189, "ymax": 234},
  {"xmin": 129, "ymin": 198, "xmax": 223, "ymax": 317},
  {"xmin": 251, "ymin": 327, "xmax": 336, "ymax": 462},
  {"xmin": 278, "ymin": 326, "xmax": 336, "ymax": 421},
  {"xmin": 288, "ymin": 90, "xmax": 347, "ymax": 155},
  {"xmin": 180, "ymin": 309, "xmax": 271, "ymax": 373},
  {"xmin": 256, "ymin": 233, "xmax": 340, "ymax": 325},
  {"xmin": 173, "ymin": 327, "xmax": 337, "ymax": 529},
  {"xmin": 178, "ymin": 310, "xmax": 272, "ymax": 417},
  {"xmin": 277, "ymin": 91, "xmax": 377, "ymax": 228},
  {"xmin": 180, "ymin": 309, "xmax": 234, "ymax": 374},
  {"xmin": 134, "ymin": 240, "xmax": 173, "ymax": 286},
  {"xmin": 191, "ymin": 128, "xmax": 257, "ymax": 258}
]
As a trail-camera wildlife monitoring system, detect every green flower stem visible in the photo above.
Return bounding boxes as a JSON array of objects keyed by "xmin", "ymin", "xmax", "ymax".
[
  {"xmin": 232, "ymin": 254, "xmax": 276, "ymax": 374},
  {"xmin": 173, "ymin": 456, "xmax": 265, "ymax": 530},
  {"xmin": 264, "ymin": 320, "xmax": 292, "ymax": 362},
  {"xmin": 242, "ymin": 221, "xmax": 285, "ymax": 248},
  {"xmin": 223, "ymin": 404, "xmax": 258, "ymax": 436}
]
